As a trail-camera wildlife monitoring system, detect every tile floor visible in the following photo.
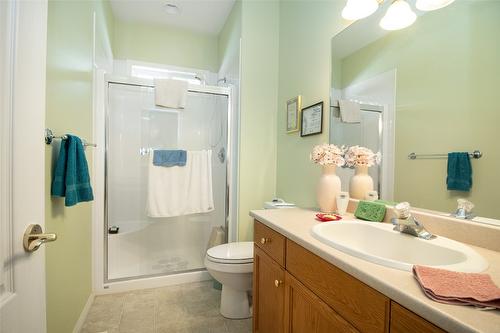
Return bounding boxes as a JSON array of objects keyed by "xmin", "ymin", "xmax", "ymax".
[{"xmin": 81, "ymin": 281, "xmax": 252, "ymax": 333}]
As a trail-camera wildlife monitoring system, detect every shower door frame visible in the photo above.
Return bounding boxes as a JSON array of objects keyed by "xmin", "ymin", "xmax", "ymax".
[{"xmin": 93, "ymin": 75, "xmax": 233, "ymax": 292}]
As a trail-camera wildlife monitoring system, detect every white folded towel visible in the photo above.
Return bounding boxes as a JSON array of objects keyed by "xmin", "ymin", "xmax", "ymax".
[
  {"xmin": 154, "ymin": 79, "xmax": 188, "ymax": 109},
  {"xmin": 147, "ymin": 150, "xmax": 214, "ymax": 218},
  {"xmin": 339, "ymin": 99, "xmax": 361, "ymax": 123}
]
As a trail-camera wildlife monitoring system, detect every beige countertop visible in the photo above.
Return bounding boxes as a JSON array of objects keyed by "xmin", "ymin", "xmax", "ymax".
[{"xmin": 250, "ymin": 208, "xmax": 500, "ymax": 333}]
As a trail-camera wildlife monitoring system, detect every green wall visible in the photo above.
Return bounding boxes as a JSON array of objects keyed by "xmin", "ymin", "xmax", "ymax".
[
  {"xmin": 276, "ymin": 0, "xmax": 347, "ymax": 208},
  {"xmin": 113, "ymin": 20, "xmax": 219, "ymax": 72},
  {"xmin": 238, "ymin": 0, "xmax": 280, "ymax": 240},
  {"xmin": 218, "ymin": 1, "xmax": 241, "ymax": 74},
  {"xmin": 339, "ymin": 1, "xmax": 500, "ymax": 218},
  {"xmin": 45, "ymin": 1, "xmax": 114, "ymax": 332}
]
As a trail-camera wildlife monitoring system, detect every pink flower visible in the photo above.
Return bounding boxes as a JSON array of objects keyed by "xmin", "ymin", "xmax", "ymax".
[
  {"xmin": 344, "ymin": 145, "xmax": 380, "ymax": 168},
  {"xmin": 310, "ymin": 144, "xmax": 346, "ymax": 167}
]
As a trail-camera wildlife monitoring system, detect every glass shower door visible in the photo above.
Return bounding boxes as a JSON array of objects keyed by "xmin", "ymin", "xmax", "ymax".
[{"xmin": 106, "ymin": 82, "xmax": 228, "ymax": 281}]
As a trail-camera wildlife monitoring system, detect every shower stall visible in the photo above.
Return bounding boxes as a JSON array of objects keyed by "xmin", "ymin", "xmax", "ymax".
[{"xmin": 94, "ymin": 75, "xmax": 233, "ymax": 289}]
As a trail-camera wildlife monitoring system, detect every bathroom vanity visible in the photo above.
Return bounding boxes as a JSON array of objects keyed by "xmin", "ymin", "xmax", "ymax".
[{"xmin": 251, "ymin": 208, "xmax": 500, "ymax": 333}]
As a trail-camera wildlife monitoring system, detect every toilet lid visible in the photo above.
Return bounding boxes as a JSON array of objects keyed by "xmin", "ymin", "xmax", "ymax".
[{"xmin": 207, "ymin": 242, "xmax": 254, "ymax": 264}]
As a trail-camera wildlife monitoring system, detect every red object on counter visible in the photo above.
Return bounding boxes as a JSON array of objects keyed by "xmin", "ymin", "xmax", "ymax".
[{"xmin": 315, "ymin": 213, "xmax": 342, "ymax": 222}]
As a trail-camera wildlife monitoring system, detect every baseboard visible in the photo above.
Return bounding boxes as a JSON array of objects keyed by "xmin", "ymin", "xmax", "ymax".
[{"xmin": 72, "ymin": 293, "xmax": 95, "ymax": 333}]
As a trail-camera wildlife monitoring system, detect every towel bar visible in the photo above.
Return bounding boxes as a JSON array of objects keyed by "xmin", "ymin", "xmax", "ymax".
[
  {"xmin": 45, "ymin": 128, "xmax": 97, "ymax": 147},
  {"xmin": 408, "ymin": 150, "xmax": 482, "ymax": 160}
]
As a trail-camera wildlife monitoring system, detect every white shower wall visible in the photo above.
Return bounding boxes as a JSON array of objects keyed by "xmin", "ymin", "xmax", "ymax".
[{"xmin": 106, "ymin": 83, "xmax": 228, "ymax": 281}]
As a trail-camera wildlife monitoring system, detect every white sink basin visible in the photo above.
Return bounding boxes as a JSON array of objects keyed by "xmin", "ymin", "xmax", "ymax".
[{"xmin": 312, "ymin": 220, "xmax": 488, "ymax": 272}]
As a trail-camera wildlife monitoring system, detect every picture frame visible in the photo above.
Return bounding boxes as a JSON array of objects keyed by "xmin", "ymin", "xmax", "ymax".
[
  {"xmin": 286, "ymin": 96, "xmax": 301, "ymax": 133},
  {"xmin": 300, "ymin": 101, "xmax": 323, "ymax": 137}
]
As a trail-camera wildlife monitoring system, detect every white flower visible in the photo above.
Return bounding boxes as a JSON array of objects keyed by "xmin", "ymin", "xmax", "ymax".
[
  {"xmin": 344, "ymin": 145, "xmax": 380, "ymax": 168},
  {"xmin": 310, "ymin": 144, "xmax": 345, "ymax": 167}
]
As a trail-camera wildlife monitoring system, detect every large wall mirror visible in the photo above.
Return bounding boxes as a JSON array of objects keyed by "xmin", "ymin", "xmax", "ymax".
[{"xmin": 330, "ymin": 0, "xmax": 499, "ymax": 220}]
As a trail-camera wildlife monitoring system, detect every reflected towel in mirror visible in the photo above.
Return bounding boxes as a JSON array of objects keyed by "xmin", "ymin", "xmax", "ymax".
[
  {"xmin": 339, "ymin": 99, "xmax": 361, "ymax": 123},
  {"xmin": 447, "ymin": 152, "xmax": 472, "ymax": 192}
]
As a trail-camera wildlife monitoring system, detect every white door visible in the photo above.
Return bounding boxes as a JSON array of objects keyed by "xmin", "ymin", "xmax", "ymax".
[{"xmin": 0, "ymin": 1, "xmax": 49, "ymax": 332}]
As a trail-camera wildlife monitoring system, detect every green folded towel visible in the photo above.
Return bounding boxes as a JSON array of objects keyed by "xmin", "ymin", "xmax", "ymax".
[
  {"xmin": 354, "ymin": 201, "xmax": 386, "ymax": 222},
  {"xmin": 51, "ymin": 135, "xmax": 94, "ymax": 206},
  {"xmin": 447, "ymin": 152, "xmax": 472, "ymax": 192}
]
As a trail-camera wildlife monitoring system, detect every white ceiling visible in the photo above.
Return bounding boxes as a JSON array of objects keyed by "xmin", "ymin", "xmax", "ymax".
[{"xmin": 110, "ymin": 0, "xmax": 236, "ymax": 35}]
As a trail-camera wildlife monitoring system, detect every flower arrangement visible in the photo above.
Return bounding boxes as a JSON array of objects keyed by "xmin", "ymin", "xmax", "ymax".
[
  {"xmin": 344, "ymin": 145, "xmax": 380, "ymax": 168},
  {"xmin": 310, "ymin": 144, "xmax": 345, "ymax": 167}
]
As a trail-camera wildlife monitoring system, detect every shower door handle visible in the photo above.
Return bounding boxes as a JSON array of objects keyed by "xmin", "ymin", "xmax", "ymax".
[{"xmin": 218, "ymin": 147, "xmax": 226, "ymax": 163}]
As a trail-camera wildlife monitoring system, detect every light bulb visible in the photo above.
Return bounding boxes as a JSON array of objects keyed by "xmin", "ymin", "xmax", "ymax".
[
  {"xmin": 379, "ymin": 0, "xmax": 417, "ymax": 31},
  {"xmin": 416, "ymin": 0, "xmax": 456, "ymax": 11},
  {"xmin": 342, "ymin": 0, "xmax": 380, "ymax": 21}
]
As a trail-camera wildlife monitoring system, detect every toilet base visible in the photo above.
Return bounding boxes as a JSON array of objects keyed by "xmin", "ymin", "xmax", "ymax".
[{"xmin": 220, "ymin": 285, "xmax": 251, "ymax": 319}]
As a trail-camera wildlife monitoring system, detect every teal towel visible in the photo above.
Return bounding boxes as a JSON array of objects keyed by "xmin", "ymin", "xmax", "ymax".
[
  {"xmin": 153, "ymin": 150, "xmax": 187, "ymax": 167},
  {"xmin": 447, "ymin": 152, "xmax": 472, "ymax": 192},
  {"xmin": 51, "ymin": 135, "xmax": 94, "ymax": 206}
]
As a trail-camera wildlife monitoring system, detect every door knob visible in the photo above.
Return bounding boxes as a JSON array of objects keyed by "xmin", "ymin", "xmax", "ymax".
[
  {"xmin": 23, "ymin": 224, "xmax": 57, "ymax": 252},
  {"xmin": 274, "ymin": 279, "xmax": 283, "ymax": 287}
]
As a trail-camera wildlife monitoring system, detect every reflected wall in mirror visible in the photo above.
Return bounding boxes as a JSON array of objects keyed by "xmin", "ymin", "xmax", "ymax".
[{"xmin": 330, "ymin": 0, "xmax": 500, "ymax": 219}]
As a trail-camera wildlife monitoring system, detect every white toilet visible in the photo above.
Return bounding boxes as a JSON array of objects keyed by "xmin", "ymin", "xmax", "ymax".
[{"xmin": 205, "ymin": 241, "xmax": 253, "ymax": 319}]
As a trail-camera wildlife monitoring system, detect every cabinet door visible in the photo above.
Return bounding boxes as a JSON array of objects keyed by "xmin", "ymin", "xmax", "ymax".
[
  {"xmin": 391, "ymin": 302, "xmax": 447, "ymax": 333},
  {"xmin": 284, "ymin": 272, "xmax": 360, "ymax": 333},
  {"xmin": 253, "ymin": 245, "xmax": 285, "ymax": 333}
]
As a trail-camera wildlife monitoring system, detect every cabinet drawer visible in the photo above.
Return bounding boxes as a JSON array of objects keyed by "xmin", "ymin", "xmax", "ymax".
[
  {"xmin": 254, "ymin": 220, "xmax": 286, "ymax": 266},
  {"xmin": 391, "ymin": 302, "xmax": 447, "ymax": 333},
  {"xmin": 286, "ymin": 240, "xmax": 389, "ymax": 333}
]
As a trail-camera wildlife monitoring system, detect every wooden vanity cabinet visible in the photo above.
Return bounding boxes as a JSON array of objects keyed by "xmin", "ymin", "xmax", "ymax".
[
  {"xmin": 253, "ymin": 219, "xmax": 450, "ymax": 333},
  {"xmin": 390, "ymin": 302, "xmax": 446, "ymax": 333}
]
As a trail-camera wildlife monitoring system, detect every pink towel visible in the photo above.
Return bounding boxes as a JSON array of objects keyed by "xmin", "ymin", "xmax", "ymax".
[{"xmin": 413, "ymin": 265, "xmax": 500, "ymax": 310}]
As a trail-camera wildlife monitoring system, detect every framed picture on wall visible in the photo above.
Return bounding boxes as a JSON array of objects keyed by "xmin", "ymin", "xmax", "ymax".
[
  {"xmin": 300, "ymin": 102, "xmax": 323, "ymax": 137},
  {"xmin": 286, "ymin": 96, "xmax": 301, "ymax": 133}
]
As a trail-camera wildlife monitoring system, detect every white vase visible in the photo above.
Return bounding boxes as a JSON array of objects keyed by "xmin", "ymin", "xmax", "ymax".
[
  {"xmin": 317, "ymin": 165, "xmax": 341, "ymax": 213},
  {"xmin": 349, "ymin": 165, "xmax": 374, "ymax": 200}
]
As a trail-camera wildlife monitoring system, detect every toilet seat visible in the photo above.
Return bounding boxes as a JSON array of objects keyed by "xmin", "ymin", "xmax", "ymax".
[
  {"xmin": 206, "ymin": 241, "xmax": 254, "ymax": 264},
  {"xmin": 205, "ymin": 258, "xmax": 253, "ymax": 274}
]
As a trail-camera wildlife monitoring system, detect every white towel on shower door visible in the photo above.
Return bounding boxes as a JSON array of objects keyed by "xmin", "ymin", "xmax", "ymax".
[
  {"xmin": 154, "ymin": 79, "xmax": 188, "ymax": 109},
  {"xmin": 147, "ymin": 150, "xmax": 214, "ymax": 218}
]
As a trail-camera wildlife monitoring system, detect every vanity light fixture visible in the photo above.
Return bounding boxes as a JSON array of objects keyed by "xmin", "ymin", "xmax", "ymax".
[
  {"xmin": 379, "ymin": 0, "xmax": 417, "ymax": 31},
  {"xmin": 416, "ymin": 0, "xmax": 456, "ymax": 11},
  {"xmin": 163, "ymin": 3, "xmax": 180, "ymax": 15},
  {"xmin": 341, "ymin": 0, "xmax": 454, "ymax": 31},
  {"xmin": 341, "ymin": 0, "xmax": 380, "ymax": 20}
]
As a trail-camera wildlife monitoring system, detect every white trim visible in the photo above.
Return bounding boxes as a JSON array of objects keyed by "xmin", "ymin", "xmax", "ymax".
[
  {"xmin": 92, "ymin": 69, "xmax": 107, "ymax": 292},
  {"xmin": 98, "ymin": 271, "xmax": 211, "ymax": 294},
  {"xmin": 232, "ymin": 37, "xmax": 243, "ymax": 242},
  {"xmin": 104, "ymin": 74, "xmax": 231, "ymax": 95},
  {"xmin": 123, "ymin": 59, "xmax": 211, "ymax": 84},
  {"xmin": 0, "ymin": 1, "xmax": 47, "ymax": 331},
  {"xmin": 72, "ymin": 293, "xmax": 95, "ymax": 333},
  {"xmin": 0, "ymin": 0, "xmax": 16, "ymax": 302}
]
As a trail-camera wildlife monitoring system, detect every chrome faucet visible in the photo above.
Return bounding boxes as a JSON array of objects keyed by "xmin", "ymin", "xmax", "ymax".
[
  {"xmin": 451, "ymin": 198, "xmax": 476, "ymax": 220},
  {"xmin": 391, "ymin": 202, "xmax": 435, "ymax": 240}
]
